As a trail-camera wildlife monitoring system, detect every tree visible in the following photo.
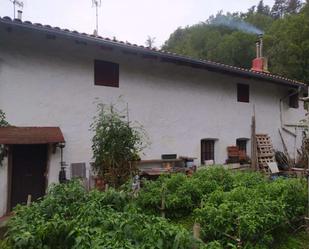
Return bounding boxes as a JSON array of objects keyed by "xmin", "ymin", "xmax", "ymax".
[
  {"xmin": 271, "ymin": 0, "xmax": 287, "ymax": 18},
  {"xmin": 257, "ymin": 0, "xmax": 271, "ymax": 15},
  {"xmin": 163, "ymin": 0, "xmax": 308, "ymax": 83},
  {"xmin": 285, "ymin": 0, "xmax": 303, "ymax": 14},
  {"xmin": 145, "ymin": 36, "xmax": 156, "ymax": 48},
  {"xmin": 265, "ymin": 6, "xmax": 309, "ymax": 83},
  {"xmin": 91, "ymin": 103, "xmax": 148, "ymax": 187}
]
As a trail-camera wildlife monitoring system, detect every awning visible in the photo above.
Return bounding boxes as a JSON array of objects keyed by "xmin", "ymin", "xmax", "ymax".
[{"xmin": 0, "ymin": 127, "xmax": 65, "ymax": 144}]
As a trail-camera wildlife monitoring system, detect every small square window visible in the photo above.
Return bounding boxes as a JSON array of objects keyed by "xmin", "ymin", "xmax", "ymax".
[
  {"xmin": 237, "ymin": 84, "xmax": 249, "ymax": 103},
  {"xmin": 94, "ymin": 60, "xmax": 119, "ymax": 87}
]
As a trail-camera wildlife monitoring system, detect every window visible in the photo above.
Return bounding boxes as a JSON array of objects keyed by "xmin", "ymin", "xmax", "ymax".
[
  {"xmin": 237, "ymin": 84, "xmax": 249, "ymax": 103},
  {"xmin": 94, "ymin": 60, "xmax": 119, "ymax": 87},
  {"xmin": 201, "ymin": 139, "xmax": 215, "ymax": 164},
  {"xmin": 236, "ymin": 139, "xmax": 247, "ymax": 153},
  {"xmin": 289, "ymin": 90, "xmax": 299, "ymax": 108}
]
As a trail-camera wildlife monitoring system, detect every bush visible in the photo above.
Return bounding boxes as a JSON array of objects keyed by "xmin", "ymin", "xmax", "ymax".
[
  {"xmin": 6, "ymin": 180, "xmax": 197, "ymax": 249},
  {"xmin": 194, "ymin": 177, "xmax": 307, "ymax": 248}
]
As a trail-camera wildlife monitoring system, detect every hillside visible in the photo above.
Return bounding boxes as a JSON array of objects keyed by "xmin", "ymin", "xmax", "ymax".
[{"xmin": 163, "ymin": 0, "xmax": 309, "ymax": 83}]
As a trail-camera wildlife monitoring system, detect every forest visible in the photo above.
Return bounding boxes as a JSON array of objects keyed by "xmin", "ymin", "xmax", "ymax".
[{"xmin": 163, "ymin": 0, "xmax": 309, "ymax": 83}]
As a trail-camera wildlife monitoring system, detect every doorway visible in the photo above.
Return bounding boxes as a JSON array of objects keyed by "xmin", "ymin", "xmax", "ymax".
[{"xmin": 10, "ymin": 144, "xmax": 48, "ymax": 209}]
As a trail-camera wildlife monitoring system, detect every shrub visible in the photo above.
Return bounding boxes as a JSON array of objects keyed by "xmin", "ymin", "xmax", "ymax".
[
  {"xmin": 6, "ymin": 180, "xmax": 197, "ymax": 249},
  {"xmin": 194, "ymin": 177, "xmax": 307, "ymax": 248}
]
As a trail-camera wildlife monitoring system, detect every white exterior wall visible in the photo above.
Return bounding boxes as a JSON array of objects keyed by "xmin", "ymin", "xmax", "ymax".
[{"xmin": 0, "ymin": 28, "xmax": 306, "ymax": 216}]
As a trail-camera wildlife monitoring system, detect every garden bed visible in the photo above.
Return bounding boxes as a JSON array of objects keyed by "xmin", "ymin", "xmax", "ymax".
[{"xmin": 2, "ymin": 167, "xmax": 308, "ymax": 249}]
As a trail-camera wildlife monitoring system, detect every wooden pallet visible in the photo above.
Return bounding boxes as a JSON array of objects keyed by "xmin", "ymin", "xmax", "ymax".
[{"xmin": 256, "ymin": 134, "xmax": 275, "ymax": 172}]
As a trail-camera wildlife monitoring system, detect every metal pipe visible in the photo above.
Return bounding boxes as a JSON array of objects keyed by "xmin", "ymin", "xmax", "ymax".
[
  {"xmin": 256, "ymin": 41, "xmax": 260, "ymax": 58},
  {"xmin": 259, "ymin": 35, "xmax": 263, "ymax": 58}
]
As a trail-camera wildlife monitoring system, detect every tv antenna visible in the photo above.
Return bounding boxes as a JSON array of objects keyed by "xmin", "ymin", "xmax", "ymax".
[
  {"xmin": 92, "ymin": 0, "xmax": 102, "ymax": 35},
  {"xmin": 9, "ymin": 0, "xmax": 24, "ymax": 19}
]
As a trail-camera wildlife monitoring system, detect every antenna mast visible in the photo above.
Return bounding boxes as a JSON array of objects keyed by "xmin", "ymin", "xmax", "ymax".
[
  {"xmin": 92, "ymin": 0, "xmax": 102, "ymax": 35},
  {"xmin": 9, "ymin": 0, "xmax": 24, "ymax": 19}
]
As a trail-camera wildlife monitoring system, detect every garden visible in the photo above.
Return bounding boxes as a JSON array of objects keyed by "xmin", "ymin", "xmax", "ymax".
[{"xmin": 0, "ymin": 168, "xmax": 308, "ymax": 249}]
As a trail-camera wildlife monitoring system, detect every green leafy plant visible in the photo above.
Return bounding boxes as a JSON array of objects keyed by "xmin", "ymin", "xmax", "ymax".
[
  {"xmin": 194, "ymin": 177, "xmax": 307, "ymax": 248},
  {"xmin": 0, "ymin": 109, "xmax": 9, "ymax": 167},
  {"xmin": 91, "ymin": 102, "xmax": 148, "ymax": 187},
  {"xmin": 6, "ymin": 180, "xmax": 198, "ymax": 249}
]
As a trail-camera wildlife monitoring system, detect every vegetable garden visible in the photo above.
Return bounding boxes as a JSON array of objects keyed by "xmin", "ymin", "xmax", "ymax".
[{"xmin": 1, "ymin": 167, "xmax": 308, "ymax": 249}]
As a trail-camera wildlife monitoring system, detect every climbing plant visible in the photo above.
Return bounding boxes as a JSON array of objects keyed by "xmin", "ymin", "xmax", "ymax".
[
  {"xmin": 91, "ymin": 103, "xmax": 148, "ymax": 187},
  {"xmin": 0, "ymin": 109, "xmax": 9, "ymax": 167}
]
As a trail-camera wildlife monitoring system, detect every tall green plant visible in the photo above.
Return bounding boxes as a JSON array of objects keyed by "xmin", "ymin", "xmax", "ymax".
[{"xmin": 91, "ymin": 103, "xmax": 148, "ymax": 187}]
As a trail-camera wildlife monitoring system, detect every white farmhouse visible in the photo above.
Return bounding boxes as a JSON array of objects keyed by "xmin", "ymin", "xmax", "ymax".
[{"xmin": 0, "ymin": 16, "xmax": 307, "ymax": 216}]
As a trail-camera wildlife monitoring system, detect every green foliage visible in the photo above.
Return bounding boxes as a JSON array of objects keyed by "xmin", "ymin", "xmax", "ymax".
[
  {"xmin": 136, "ymin": 168, "xmax": 307, "ymax": 248},
  {"xmin": 136, "ymin": 168, "xmax": 255, "ymax": 218},
  {"xmin": 0, "ymin": 109, "xmax": 9, "ymax": 127},
  {"xmin": 6, "ymin": 180, "xmax": 197, "ymax": 249},
  {"xmin": 194, "ymin": 178, "xmax": 307, "ymax": 248},
  {"xmin": 264, "ymin": 8, "xmax": 309, "ymax": 83},
  {"xmin": 164, "ymin": 1, "xmax": 309, "ymax": 83},
  {"xmin": 5, "ymin": 170, "xmax": 308, "ymax": 249},
  {"xmin": 91, "ymin": 102, "xmax": 148, "ymax": 186},
  {"xmin": 0, "ymin": 109, "xmax": 9, "ymax": 167}
]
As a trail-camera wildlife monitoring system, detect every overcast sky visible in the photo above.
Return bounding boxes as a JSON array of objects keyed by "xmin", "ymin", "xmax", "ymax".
[{"xmin": 0, "ymin": 0, "xmax": 275, "ymax": 47}]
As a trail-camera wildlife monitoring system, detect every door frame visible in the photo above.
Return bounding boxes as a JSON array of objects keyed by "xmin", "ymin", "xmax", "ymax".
[{"xmin": 6, "ymin": 144, "xmax": 50, "ymax": 213}]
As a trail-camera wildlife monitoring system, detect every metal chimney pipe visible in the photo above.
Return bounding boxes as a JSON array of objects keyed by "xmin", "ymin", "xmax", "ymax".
[
  {"xmin": 17, "ymin": 10, "xmax": 22, "ymax": 20},
  {"xmin": 259, "ymin": 34, "xmax": 263, "ymax": 58},
  {"xmin": 256, "ymin": 41, "xmax": 260, "ymax": 58}
]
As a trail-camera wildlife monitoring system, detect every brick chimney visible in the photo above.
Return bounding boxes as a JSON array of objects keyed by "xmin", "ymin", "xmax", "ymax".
[{"xmin": 251, "ymin": 35, "xmax": 269, "ymax": 73}]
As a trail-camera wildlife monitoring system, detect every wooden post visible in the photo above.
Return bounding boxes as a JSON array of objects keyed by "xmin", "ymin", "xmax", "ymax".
[
  {"xmin": 278, "ymin": 128, "xmax": 292, "ymax": 167},
  {"xmin": 105, "ymin": 183, "xmax": 109, "ymax": 192},
  {"xmin": 251, "ymin": 113, "xmax": 257, "ymax": 171},
  {"xmin": 193, "ymin": 223, "xmax": 201, "ymax": 239},
  {"xmin": 26, "ymin": 195, "xmax": 32, "ymax": 206}
]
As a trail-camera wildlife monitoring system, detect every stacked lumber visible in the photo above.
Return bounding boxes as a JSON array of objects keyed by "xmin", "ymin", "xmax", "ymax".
[{"xmin": 256, "ymin": 134, "xmax": 275, "ymax": 172}]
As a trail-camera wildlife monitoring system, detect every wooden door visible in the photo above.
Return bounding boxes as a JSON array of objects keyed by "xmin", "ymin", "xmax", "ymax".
[{"xmin": 10, "ymin": 144, "xmax": 47, "ymax": 209}]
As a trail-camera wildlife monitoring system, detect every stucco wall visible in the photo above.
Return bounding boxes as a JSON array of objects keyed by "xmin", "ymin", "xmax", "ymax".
[{"xmin": 0, "ymin": 28, "xmax": 306, "ymax": 216}]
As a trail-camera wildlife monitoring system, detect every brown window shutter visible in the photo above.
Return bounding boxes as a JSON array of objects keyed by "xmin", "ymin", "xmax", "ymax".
[
  {"xmin": 94, "ymin": 60, "xmax": 119, "ymax": 87},
  {"xmin": 237, "ymin": 84, "xmax": 249, "ymax": 103}
]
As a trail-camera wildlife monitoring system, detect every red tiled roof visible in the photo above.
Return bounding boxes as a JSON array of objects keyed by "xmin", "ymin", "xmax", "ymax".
[
  {"xmin": 0, "ymin": 127, "xmax": 65, "ymax": 144},
  {"xmin": 0, "ymin": 16, "xmax": 306, "ymax": 87}
]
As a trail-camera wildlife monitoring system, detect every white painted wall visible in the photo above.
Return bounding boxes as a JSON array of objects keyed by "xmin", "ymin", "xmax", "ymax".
[{"xmin": 0, "ymin": 27, "xmax": 306, "ymax": 216}]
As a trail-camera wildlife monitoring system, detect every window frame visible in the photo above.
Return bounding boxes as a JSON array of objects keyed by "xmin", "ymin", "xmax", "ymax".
[
  {"xmin": 236, "ymin": 138, "xmax": 248, "ymax": 153},
  {"xmin": 201, "ymin": 139, "xmax": 215, "ymax": 164}
]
